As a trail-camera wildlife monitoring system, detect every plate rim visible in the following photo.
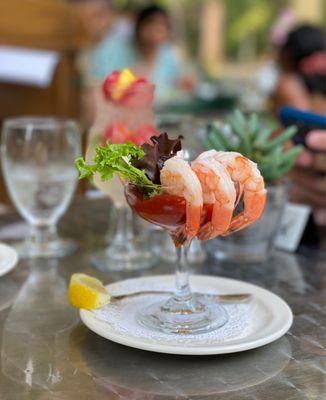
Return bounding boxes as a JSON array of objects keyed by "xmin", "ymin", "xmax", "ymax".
[
  {"xmin": 0, "ymin": 242, "xmax": 18, "ymax": 277},
  {"xmin": 80, "ymin": 274, "xmax": 293, "ymax": 355}
]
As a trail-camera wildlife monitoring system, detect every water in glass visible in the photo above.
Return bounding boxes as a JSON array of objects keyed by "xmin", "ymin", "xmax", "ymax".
[{"xmin": 1, "ymin": 117, "xmax": 80, "ymax": 258}]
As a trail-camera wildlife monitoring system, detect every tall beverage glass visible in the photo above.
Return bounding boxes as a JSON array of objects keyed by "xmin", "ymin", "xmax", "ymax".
[{"xmin": 86, "ymin": 82, "xmax": 158, "ymax": 272}]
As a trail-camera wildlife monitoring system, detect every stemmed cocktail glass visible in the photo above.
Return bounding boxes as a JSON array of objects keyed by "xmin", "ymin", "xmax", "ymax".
[
  {"xmin": 77, "ymin": 128, "xmax": 266, "ymax": 334},
  {"xmin": 125, "ymin": 183, "xmax": 228, "ymax": 334}
]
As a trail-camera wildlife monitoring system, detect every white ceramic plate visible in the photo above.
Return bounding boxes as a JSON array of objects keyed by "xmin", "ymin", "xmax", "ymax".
[
  {"xmin": 0, "ymin": 243, "xmax": 18, "ymax": 277},
  {"xmin": 80, "ymin": 275, "xmax": 293, "ymax": 356}
]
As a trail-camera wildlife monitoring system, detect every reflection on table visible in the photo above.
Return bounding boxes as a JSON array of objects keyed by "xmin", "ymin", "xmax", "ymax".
[{"xmin": 0, "ymin": 198, "xmax": 324, "ymax": 399}]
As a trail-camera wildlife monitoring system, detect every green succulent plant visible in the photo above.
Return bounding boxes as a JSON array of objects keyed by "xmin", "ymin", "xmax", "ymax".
[{"xmin": 204, "ymin": 110, "xmax": 303, "ymax": 182}]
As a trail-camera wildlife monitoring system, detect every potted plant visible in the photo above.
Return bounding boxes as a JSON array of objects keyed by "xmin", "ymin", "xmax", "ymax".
[{"xmin": 204, "ymin": 110, "xmax": 303, "ymax": 262}]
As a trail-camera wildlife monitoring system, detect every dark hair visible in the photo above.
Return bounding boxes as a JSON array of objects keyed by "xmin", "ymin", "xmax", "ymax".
[
  {"xmin": 281, "ymin": 24, "xmax": 326, "ymax": 95},
  {"xmin": 135, "ymin": 4, "xmax": 170, "ymax": 44}
]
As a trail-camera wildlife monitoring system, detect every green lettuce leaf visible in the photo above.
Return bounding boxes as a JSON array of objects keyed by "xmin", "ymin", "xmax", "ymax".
[{"xmin": 75, "ymin": 142, "xmax": 162, "ymax": 197}]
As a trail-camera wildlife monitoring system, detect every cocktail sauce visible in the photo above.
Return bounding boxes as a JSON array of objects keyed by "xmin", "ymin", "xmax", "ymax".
[{"xmin": 125, "ymin": 184, "xmax": 214, "ymax": 237}]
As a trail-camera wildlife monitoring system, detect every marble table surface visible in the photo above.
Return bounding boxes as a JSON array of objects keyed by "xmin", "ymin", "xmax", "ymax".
[{"xmin": 0, "ymin": 198, "xmax": 325, "ymax": 400}]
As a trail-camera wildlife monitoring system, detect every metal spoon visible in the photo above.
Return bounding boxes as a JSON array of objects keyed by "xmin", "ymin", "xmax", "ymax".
[{"xmin": 110, "ymin": 291, "xmax": 252, "ymax": 303}]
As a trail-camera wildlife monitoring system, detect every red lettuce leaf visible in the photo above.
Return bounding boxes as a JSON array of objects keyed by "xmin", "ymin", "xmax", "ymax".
[{"xmin": 132, "ymin": 133, "xmax": 182, "ymax": 184}]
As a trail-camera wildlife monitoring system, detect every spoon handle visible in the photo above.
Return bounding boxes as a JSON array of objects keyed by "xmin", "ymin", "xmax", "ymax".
[{"xmin": 111, "ymin": 291, "xmax": 251, "ymax": 303}]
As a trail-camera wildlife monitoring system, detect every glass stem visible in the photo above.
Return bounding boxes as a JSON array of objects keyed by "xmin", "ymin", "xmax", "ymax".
[
  {"xmin": 174, "ymin": 245, "xmax": 192, "ymax": 302},
  {"xmin": 111, "ymin": 206, "xmax": 134, "ymax": 247},
  {"xmin": 30, "ymin": 224, "xmax": 58, "ymax": 245}
]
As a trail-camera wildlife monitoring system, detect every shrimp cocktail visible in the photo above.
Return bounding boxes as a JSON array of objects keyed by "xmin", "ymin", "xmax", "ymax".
[{"xmin": 76, "ymin": 133, "xmax": 266, "ymax": 334}]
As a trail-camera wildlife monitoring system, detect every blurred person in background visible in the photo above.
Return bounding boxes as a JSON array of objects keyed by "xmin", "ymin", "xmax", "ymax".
[
  {"xmin": 71, "ymin": 0, "xmax": 118, "ymax": 46},
  {"xmin": 71, "ymin": 0, "xmax": 134, "ymax": 124},
  {"xmin": 88, "ymin": 4, "xmax": 185, "ymax": 100},
  {"xmin": 72, "ymin": 0, "xmax": 133, "ymax": 73},
  {"xmin": 291, "ymin": 129, "xmax": 326, "ymax": 238},
  {"xmin": 131, "ymin": 4, "xmax": 184, "ymax": 99},
  {"xmin": 272, "ymin": 25, "xmax": 326, "ymax": 243},
  {"xmin": 274, "ymin": 24, "xmax": 326, "ymax": 114},
  {"xmin": 78, "ymin": 0, "xmax": 133, "ymax": 77}
]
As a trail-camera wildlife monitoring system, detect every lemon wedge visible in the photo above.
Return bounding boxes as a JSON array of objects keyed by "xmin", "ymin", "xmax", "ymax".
[
  {"xmin": 68, "ymin": 273, "xmax": 110, "ymax": 309},
  {"xmin": 112, "ymin": 68, "xmax": 136, "ymax": 100}
]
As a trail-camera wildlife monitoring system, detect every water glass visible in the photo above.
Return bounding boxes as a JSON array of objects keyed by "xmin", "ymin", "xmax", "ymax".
[{"xmin": 1, "ymin": 117, "xmax": 80, "ymax": 258}]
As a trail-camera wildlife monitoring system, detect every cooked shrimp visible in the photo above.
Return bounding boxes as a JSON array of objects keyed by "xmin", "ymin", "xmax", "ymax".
[
  {"xmin": 191, "ymin": 157, "xmax": 236, "ymax": 240},
  {"xmin": 199, "ymin": 150, "xmax": 266, "ymax": 233},
  {"xmin": 160, "ymin": 156, "xmax": 203, "ymax": 246}
]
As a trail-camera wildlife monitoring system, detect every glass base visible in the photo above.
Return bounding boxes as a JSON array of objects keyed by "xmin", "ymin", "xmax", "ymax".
[
  {"xmin": 15, "ymin": 238, "xmax": 77, "ymax": 259},
  {"xmin": 137, "ymin": 295, "xmax": 228, "ymax": 334},
  {"xmin": 91, "ymin": 243, "xmax": 158, "ymax": 272}
]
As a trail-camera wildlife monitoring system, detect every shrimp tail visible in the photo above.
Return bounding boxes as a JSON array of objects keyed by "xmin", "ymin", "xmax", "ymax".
[
  {"xmin": 226, "ymin": 189, "xmax": 266, "ymax": 234},
  {"xmin": 174, "ymin": 203, "xmax": 202, "ymax": 246},
  {"xmin": 198, "ymin": 204, "xmax": 233, "ymax": 240}
]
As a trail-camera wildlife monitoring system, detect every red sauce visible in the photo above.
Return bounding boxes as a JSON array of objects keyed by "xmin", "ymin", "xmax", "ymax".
[
  {"xmin": 125, "ymin": 184, "xmax": 218, "ymax": 245},
  {"xmin": 125, "ymin": 184, "xmax": 214, "ymax": 236},
  {"xmin": 125, "ymin": 185, "xmax": 186, "ymax": 234}
]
